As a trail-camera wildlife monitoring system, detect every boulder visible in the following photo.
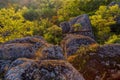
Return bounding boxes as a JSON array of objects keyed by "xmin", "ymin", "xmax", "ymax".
[
  {"xmin": 0, "ymin": 60, "xmax": 11, "ymax": 79},
  {"xmin": 60, "ymin": 14, "xmax": 94, "ymax": 39},
  {"xmin": 0, "ymin": 36, "xmax": 65, "ymax": 79},
  {"xmin": 8, "ymin": 58, "xmax": 34, "ymax": 69},
  {"xmin": 0, "ymin": 36, "xmax": 65, "ymax": 61},
  {"xmin": 109, "ymin": 1, "xmax": 120, "ymax": 7},
  {"xmin": 4, "ymin": 36, "xmax": 45, "ymax": 44},
  {"xmin": 0, "ymin": 43, "xmax": 38, "ymax": 60},
  {"xmin": 59, "ymin": 21, "xmax": 70, "ymax": 33},
  {"xmin": 68, "ymin": 44, "xmax": 120, "ymax": 80},
  {"xmin": 39, "ymin": 45, "xmax": 65, "ymax": 60},
  {"xmin": 98, "ymin": 44, "xmax": 120, "ymax": 58},
  {"xmin": 69, "ymin": 14, "xmax": 93, "ymax": 31},
  {"xmin": 61, "ymin": 34, "xmax": 96, "ymax": 56},
  {"xmin": 0, "ymin": 36, "xmax": 50, "ymax": 60},
  {"xmin": 0, "ymin": 60, "xmax": 11, "ymax": 73},
  {"xmin": 5, "ymin": 58, "xmax": 85, "ymax": 80}
]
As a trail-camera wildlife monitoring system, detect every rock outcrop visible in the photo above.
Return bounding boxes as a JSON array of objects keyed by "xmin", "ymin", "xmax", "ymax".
[
  {"xmin": 0, "ymin": 13, "xmax": 119, "ymax": 80},
  {"xmin": 0, "ymin": 35, "xmax": 82, "ymax": 80},
  {"xmin": 0, "ymin": 36, "xmax": 47, "ymax": 60},
  {"xmin": 5, "ymin": 58, "xmax": 85, "ymax": 80},
  {"xmin": 0, "ymin": 60, "xmax": 11, "ymax": 76},
  {"xmin": 61, "ymin": 34, "xmax": 96, "ymax": 56},
  {"xmin": 0, "ymin": 36, "xmax": 65, "ymax": 60},
  {"xmin": 60, "ymin": 14, "xmax": 94, "ymax": 39},
  {"xmin": 68, "ymin": 44, "xmax": 120, "ymax": 80},
  {"xmin": 60, "ymin": 14, "xmax": 97, "ymax": 57}
]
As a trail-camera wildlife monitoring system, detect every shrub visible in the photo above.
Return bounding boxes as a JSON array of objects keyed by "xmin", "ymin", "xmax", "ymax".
[
  {"xmin": 105, "ymin": 35, "xmax": 120, "ymax": 44},
  {"xmin": 44, "ymin": 25, "xmax": 62, "ymax": 44},
  {"xmin": 90, "ymin": 4, "xmax": 120, "ymax": 44},
  {"xmin": 73, "ymin": 23, "xmax": 82, "ymax": 31},
  {"xmin": 0, "ymin": 7, "xmax": 34, "ymax": 42},
  {"xmin": 23, "ymin": 9, "xmax": 39, "ymax": 21},
  {"xmin": 33, "ymin": 19, "xmax": 53, "ymax": 36}
]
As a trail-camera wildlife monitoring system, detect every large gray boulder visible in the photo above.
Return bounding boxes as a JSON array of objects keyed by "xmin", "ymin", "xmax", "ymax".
[
  {"xmin": 0, "ymin": 60, "xmax": 11, "ymax": 79},
  {"xmin": 98, "ymin": 44, "xmax": 120, "ymax": 58},
  {"xmin": 0, "ymin": 60, "xmax": 11, "ymax": 73},
  {"xmin": 0, "ymin": 43, "xmax": 37, "ymax": 60},
  {"xmin": 5, "ymin": 58, "xmax": 85, "ymax": 80},
  {"xmin": 0, "ymin": 36, "xmax": 65, "ymax": 79},
  {"xmin": 8, "ymin": 58, "xmax": 34, "ymax": 70},
  {"xmin": 0, "ymin": 36, "xmax": 65, "ymax": 61},
  {"xmin": 60, "ymin": 14, "xmax": 94, "ymax": 39},
  {"xmin": 61, "ymin": 34, "xmax": 96, "ymax": 56},
  {"xmin": 68, "ymin": 44, "xmax": 120, "ymax": 80},
  {"xmin": 0, "ymin": 37, "xmax": 47, "ymax": 60}
]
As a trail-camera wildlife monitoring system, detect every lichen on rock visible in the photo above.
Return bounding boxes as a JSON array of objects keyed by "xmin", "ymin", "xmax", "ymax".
[{"xmin": 5, "ymin": 58, "xmax": 85, "ymax": 80}]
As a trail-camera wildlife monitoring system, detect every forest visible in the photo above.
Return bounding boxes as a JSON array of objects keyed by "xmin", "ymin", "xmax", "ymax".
[
  {"xmin": 0, "ymin": 0, "xmax": 120, "ymax": 80},
  {"xmin": 0, "ymin": 0, "xmax": 120, "ymax": 44}
]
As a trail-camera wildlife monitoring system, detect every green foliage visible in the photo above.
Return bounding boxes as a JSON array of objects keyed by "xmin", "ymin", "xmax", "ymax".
[
  {"xmin": 0, "ymin": 7, "xmax": 34, "ymax": 42},
  {"xmin": 29, "ymin": 0, "xmax": 62, "ymax": 19},
  {"xmin": 0, "ymin": 6, "xmax": 62, "ymax": 44},
  {"xmin": 57, "ymin": 0, "xmax": 112, "ymax": 21},
  {"xmin": 0, "ymin": 0, "xmax": 120, "ymax": 45},
  {"xmin": 76, "ymin": 44, "xmax": 99, "ymax": 55},
  {"xmin": 44, "ymin": 25, "xmax": 62, "ymax": 44},
  {"xmin": 23, "ymin": 9, "xmax": 39, "ymax": 21},
  {"xmin": 77, "ymin": 0, "xmax": 113, "ymax": 14},
  {"xmin": 33, "ymin": 19, "xmax": 62, "ymax": 44},
  {"xmin": 105, "ymin": 35, "xmax": 120, "ymax": 44},
  {"xmin": 33, "ymin": 19, "xmax": 53, "ymax": 36},
  {"xmin": 57, "ymin": 0, "xmax": 84, "ymax": 21},
  {"xmin": 73, "ymin": 23, "xmax": 82, "ymax": 31},
  {"xmin": 90, "ymin": 4, "xmax": 120, "ymax": 44}
]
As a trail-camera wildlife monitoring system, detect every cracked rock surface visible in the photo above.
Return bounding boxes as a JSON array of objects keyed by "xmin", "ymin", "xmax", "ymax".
[{"xmin": 5, "ymin": 59, "xmax": 85, "ymax": 80}]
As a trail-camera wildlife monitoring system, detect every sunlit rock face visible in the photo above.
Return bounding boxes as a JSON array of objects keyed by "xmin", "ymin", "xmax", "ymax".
[
  {"xmin": 61, "ymin": 34, "xmax": 96, "ymax": 56},
  {"xmin": 60, "ymin": 14, "xmax": 94, "ymax": 39},
  {"xmin": 68, "ymin": 44, "xmax": 120, "ymax": 80},
  {"xmin": 5, "ymin": 58, "xmax": 85, "ymax": 80}
]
